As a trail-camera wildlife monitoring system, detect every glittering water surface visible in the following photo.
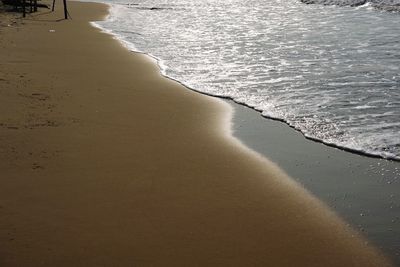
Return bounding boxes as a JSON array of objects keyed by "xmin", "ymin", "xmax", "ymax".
[{"xmin": 93, "ymin": 0, "xmax": 400, "ymax": 160}]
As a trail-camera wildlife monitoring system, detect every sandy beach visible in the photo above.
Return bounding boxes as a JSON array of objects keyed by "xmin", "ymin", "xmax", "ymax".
[{"xmin": 0, "ymin": 1, "xmax": 395, "ymax": 266}]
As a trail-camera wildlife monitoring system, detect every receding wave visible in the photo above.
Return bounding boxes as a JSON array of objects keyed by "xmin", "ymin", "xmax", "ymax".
[{"xmin": 300, "ymin": 0, "xmax": 400, "ymax": 12}]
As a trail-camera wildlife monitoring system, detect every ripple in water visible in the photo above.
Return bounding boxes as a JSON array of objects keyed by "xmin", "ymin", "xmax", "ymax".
[
  {"xmin": 300, "ymin": 0, "xmax": 400, "ymax": 12},
  {"xmin": 94, "ymin": 0, "xmax": 400, "ymax": 160}
]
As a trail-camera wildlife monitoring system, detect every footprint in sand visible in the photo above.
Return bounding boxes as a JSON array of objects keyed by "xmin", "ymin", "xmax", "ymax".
[{"xmin": 32, "ymin": 163, "xmax": 44, "ymax": 170}]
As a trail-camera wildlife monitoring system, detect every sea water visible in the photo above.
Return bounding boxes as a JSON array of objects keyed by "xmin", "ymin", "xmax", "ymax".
[{"xmin": 90, "ymin": 0, "xmax": 400, "ymax": 161}]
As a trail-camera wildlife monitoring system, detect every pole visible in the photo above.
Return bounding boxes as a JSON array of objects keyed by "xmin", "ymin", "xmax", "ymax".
[
  {"xmin": 63, "ymin": 0, "xmax": 68, "ymax": 19},
  {"xmin": 22, "ymin": 0, "xmax": 26, "ymax": 17},
  {"xmin": 52, "ymin": 0, "xmax": 55, "ymax": 11}
]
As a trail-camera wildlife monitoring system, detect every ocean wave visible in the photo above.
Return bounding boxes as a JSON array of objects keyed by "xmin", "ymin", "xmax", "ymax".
[{"xmin": 300, "ymin": 0, "xmax": 400, "ymax": 12}]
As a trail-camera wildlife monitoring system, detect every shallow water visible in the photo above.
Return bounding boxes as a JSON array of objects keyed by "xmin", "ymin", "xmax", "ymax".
[{"xmin": 92, "ymin": 0, "xmax": 400, "ymax": 161}]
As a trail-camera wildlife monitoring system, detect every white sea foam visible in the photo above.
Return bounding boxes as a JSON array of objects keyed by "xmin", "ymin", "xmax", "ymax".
[{"xmin": 92, "ymin": 0, "xmax": 400, "ymax": 161}]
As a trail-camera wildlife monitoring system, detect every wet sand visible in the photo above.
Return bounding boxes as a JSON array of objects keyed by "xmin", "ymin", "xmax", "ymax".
[
  {"xmin": 232, "ymin": 101, "xmax": 400, "ymax": 265},
  {"xmin": 0, "ymin": 1, "xmax": 394, "ymax": 266}
]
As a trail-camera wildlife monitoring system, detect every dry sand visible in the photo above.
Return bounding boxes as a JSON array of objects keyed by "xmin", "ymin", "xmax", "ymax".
[{"xmin": 0, "ymin": 1, "xmax": 394, "ymax": 266}]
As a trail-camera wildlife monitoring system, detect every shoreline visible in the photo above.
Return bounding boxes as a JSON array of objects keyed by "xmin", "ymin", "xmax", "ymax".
[
  {"xmin": 0, "ymin": 1, "xmax": 396, "ymax": 266},
  {"xmin": 157, "ymin": 80, "xmax": 400, "ymax": 163},
  {"xmin": 89, "ymin": 4, "xmax": 400, "ymax": 262},
  {"xmin": 92, "ymin": 0, "xmax": 400, "ymax": 163}
]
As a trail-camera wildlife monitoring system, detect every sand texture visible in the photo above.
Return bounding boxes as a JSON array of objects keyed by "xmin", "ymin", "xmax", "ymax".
[{"xmin": 0, "ymin": 1, "xmax": 394, "ymax": 266}]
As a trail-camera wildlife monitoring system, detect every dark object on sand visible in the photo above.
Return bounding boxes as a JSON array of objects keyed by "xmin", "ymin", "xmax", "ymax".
[
  {"xmin": 50, "ymin": 0, "xmax": 68, "ymax": 19},
  {"xmin": 1, "ymin": 0, "xmax": 48, "ymax": 16},
  {"xmin": 1, "ymin": 0, "xmax": 70, "ymax": 19}
]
